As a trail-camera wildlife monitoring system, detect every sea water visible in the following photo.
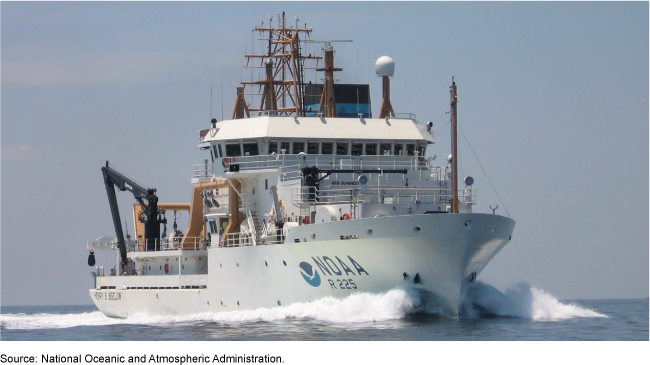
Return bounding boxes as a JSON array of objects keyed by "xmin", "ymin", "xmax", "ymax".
[{"xmin": 1, "ymin": 282, "xmax": 647, "ymax": 341}]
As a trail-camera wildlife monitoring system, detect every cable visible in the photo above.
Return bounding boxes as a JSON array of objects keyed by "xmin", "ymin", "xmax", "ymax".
[{"xmin": 457, "ymin": 122, "xmax": 511, "ymax": 218}]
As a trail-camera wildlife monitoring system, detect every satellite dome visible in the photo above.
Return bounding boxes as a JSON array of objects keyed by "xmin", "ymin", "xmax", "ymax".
[{"xmin": 375, "ymin": 56, "xmax": 395, "ymax": 77}]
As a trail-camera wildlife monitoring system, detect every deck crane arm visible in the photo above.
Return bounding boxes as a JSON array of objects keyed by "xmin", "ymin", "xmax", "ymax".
[{"xmin": 101, "ymin": 161, "xmax": 164, "ymax": 267}]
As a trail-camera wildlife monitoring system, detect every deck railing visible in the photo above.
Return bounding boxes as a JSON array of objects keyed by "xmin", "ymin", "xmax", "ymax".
[
  {"xmin": 130, "ymin": 237, "xmax": 208, "ymax": 252},
  {"xmin": 194, "ymin": 154, "xmax": 436, "ymax": 179},
  {"xmin": 291, "ymin": 186, "xmax": 475, "ymax": 206}
]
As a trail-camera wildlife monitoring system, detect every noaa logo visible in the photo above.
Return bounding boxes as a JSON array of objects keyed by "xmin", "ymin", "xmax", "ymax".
[{"xmin": 299, "ymin": 262, "xmax": 321, "ymax": 287}]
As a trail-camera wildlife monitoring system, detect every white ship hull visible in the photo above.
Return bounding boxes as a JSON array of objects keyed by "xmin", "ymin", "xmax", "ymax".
[{"xmin": 91, "ymin": 213, "xmax": 515, "ymax": 318}]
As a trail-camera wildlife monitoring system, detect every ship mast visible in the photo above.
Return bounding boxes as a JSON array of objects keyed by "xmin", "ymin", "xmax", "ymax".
[
  {"xmin": 450, "ymin": 78, "xmax": 459, "ymax": 213},
  {"xmin": 237, "ymin": 12, "xmax": 321, "ymax": 117}
]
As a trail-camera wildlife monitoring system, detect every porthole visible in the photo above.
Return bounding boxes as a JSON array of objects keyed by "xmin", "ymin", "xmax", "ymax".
[
  {"xmin": 415, "ymin": 226, "xmax": 421, "ymax": 231},
  {"xmin": 265, "ymin": 261, "xmax": 268, "ymax": 267},
  {"xmin": 207, "ymin": 301, "xmax": 210, "ymax": 306},
  {"xmin": 220, "ymin": 263, "xmax": 222, "ymax": 268},
  {"xmin": 237, "ymin": 262, "xmax": 239, "ymax": 268},
  {"xmin": 277, "ymin": 300, "xmax": 281, "ymax": 306},
  {"xmin": 464, "ymin": 220, "xmax": 472, "ymax": 227},
  {"xmin": 367, "ymin": 228, "xmax": 373, "ymax": 234},
  {"xmin": 283, "ymin": 260, "xmax": 287, "ymax": 266},
  {"xmin": 220, "ymin": 301, "xmax": 223, "ymax": 306},
  {"xmin": 237, "ymin": 301, "xmax": 240, "ymax": 306},
  {"xmin": 311, "ymin": 233, "xmax": 316, "ymax": 239}
]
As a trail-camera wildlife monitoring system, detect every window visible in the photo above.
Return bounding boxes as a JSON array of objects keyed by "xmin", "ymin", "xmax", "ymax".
[
  {"xmin": 397, "ymin": 143, "xmax": 406, "ymax": 156},
  {"xmin": 226, "ymin": 143, "xmax": 242, "ymax": 157},
  {"xmin": 336, "ymin": 141, "xmax": 349, "ymax": 155},
  {"xmin": 308, "ymin": 142, "xmax": 319, "ymax": 154},
  {"xmin": 208, "ymin": 220, "xmax": 218, "ymax": 234},
  {"xmin": 365, "ymin": 143, "xmax": 377, "ymax": 155},
  {"xmin": 242, "ymin": 142, "xmax": 259, "ymax": 156},
  {"xmin": 406, "ymin": 144, "xmax": 416, "ymax": 156},
  {"xmin": 265, "ymin": 179, "xmax": 268, "ymax": 190},
  {"xmin": 292, "ymin": 142, "xmax": 305, "ymax": 154},
  {"xmin": 380, "ymin": 143, "xmax": 392, "ymax": 156},
  {"xmin": 269, "ymin": 141, "xmax": 279, "ymax": 154},
  {"xmin": 280, "ymin": 142, "xmax": 290, "ymax": 154},
  {"xmin": 321, "ymin": 142, "xmax": 334, "ymax": 155},
  {"xmin": 218, "ymin": 144, "xmax": 223, "ymax": 158},
  {"xmin": 351, "ymin": 142, "xmax": 363, "ymax": 156},
  {"xmin": 418, "ymin": 143, "xmax": 426, "ymax": 157},
  {"xmin": 212, "ymin": 145, "xmax": 219, "ymax": 158}
]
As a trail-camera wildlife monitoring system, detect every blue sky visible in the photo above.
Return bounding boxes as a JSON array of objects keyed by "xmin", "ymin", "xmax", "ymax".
[{"xmin": 1, "ymin": 1, "xmax": 648, "ymax": 305}]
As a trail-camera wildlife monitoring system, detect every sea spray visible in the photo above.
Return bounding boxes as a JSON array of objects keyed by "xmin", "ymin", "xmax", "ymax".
[
  {"xmin": 0, "ymin": 284, "xmax": 430, "ymax": 330},
  {"xmin": 461, "ymin": 281, "xmax": 608, "ymax": 320},
  {"xmin": 0, "ymin": 282, "xmax": 607, "ymax": 330}
]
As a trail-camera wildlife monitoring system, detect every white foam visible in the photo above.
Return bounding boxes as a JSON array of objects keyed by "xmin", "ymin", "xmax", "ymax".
[
  {"xmin": 463, "ymin": 282, "xmax": 608, "ymax": 321},
  {"xmin": 1, "ymin": 285, "xmax": 427, "ymax": 330},
  {"xmin": 1, "ymin": 282, "xmax": 607, "ymax": 330}
]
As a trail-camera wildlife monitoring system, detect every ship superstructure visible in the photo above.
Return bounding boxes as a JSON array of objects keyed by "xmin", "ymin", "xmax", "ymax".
[{"xmin": 87, "ymin": 13, "xmax": 515, "ymax": 318}]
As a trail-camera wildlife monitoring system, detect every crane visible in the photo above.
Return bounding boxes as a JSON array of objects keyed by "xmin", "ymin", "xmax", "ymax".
[{"xmin": 101, "ymin": 161, "xmax": 167, "ymax": 269}]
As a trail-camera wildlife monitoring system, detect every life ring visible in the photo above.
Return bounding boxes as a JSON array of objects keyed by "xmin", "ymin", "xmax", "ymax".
[
  {"xmin": 342, "ymin": 213, "xmax": 351, "ymax": 220},
  {"xmin": 303, "ymin": 216, "xmax": 310, "ymax": 225},
  {"xmin": 222, "ymin": 158, "xmax": 231, "ymax": 168},
  {"xmin": 164, "ymin": 263, "xmax": 169, "ymax": 274}
]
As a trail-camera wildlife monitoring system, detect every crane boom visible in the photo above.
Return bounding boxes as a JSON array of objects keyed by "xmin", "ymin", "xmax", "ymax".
[{"xmin": 101, "ymin": 161, "xmax": 165, "ymax": 268}]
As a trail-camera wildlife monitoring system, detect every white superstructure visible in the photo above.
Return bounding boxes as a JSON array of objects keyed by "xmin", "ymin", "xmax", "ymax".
[{"xmin": 87, "ymin": 14, "xmax": 515, "ymax": 318}]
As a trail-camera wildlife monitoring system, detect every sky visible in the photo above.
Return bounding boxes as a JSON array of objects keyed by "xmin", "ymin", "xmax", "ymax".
[{"xmin": 1, "ymin": 1, "xmax": 648, "ymax": 306}]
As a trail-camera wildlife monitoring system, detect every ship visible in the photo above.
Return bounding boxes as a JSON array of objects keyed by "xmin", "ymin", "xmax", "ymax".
[{"xmin": 86, "ymin": 13, "xmax": 515, "ymax": 318}]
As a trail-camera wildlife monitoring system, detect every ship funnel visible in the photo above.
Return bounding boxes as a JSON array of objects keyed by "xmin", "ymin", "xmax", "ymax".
[{"xmin": 376, "ymin": 56, "xmax": 395, "ymax": 118}]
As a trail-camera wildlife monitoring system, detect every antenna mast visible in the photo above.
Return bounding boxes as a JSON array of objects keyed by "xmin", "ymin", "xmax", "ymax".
[
  {"xmin": 450, "ymin": 77, "xmax": 459, "ymax": 213},
  {"xmin": 238, "ymin": 13, "xmax": 319, "ymax": 118}
]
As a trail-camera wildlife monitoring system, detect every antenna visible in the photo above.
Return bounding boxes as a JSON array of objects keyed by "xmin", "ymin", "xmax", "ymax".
[
  {"xmin": 220, "ymin": 44, "xmax": 224, "ymax": 120},
  {"xmin": 211, "ymin": 47, "xmax": 214, "ymax": 118}
]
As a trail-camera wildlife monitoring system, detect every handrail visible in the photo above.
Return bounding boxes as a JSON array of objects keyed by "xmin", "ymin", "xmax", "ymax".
[
  {"xmin": 130, "ymin": 237, "xmax": 208, "ymax": 252},
  {"xmin": 291, "ymin": 186, "xmax": 476, "ymax": 206}
]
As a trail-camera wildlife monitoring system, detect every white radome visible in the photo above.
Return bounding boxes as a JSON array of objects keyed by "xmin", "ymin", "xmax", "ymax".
[{"xmin": 375, "ymin": 56, "xmax": 395, "ymax": 77}]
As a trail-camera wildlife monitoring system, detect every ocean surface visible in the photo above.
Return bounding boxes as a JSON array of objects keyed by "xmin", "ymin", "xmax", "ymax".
[{"xmin": 1, "ymin": 282, "xmax": 647, "ymax": 341}]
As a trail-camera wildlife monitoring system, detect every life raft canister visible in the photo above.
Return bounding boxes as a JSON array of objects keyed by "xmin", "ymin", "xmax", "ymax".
[
  {"xmin": 303, "ymin": 216, "xmax": 310, "ymax": 225},
  {"xmin": 342, "ymin": 213, "xmax": 351, "ymax": 220},
  {"xmin": 164, "ymin": 263, "xmax": 169, "ymax": 274},
  {"xmin": 222, "ymin": 158, "xmax": 231, "ymax": 168}
]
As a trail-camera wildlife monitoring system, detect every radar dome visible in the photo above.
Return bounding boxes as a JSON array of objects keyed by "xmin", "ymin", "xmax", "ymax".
[{"xmin": 375, "ymin": 56, "xmax": 395, "ymax": 77}]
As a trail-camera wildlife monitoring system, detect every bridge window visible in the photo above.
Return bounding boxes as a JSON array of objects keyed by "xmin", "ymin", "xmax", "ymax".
[
  {"xmin": 292, "ymin": 141, "xmax": 306, "ymax": 154},
  {"xmin": 406, "ymin": 144, "xmax": 416, "ymax": 156},
  {"xmin": 321, "ymin": 142, "xmax": 334, "ymax": 155},
  {"xmin": 380, "ymin": 143, "xmax": 392, "ymax": 156},
  {"xmin": 351, "ymin": 142, "xmax": 363, "ymax": 156},
  {"xmin": 243, "ymin": 142, "xmax": 259, "ymax": 156},
  {"xmin": 218, "ymin": 144, "xmax": 223, "ymax": 159},
  {"xmin": 396, "ymin": 143, "xmax": 406, "ymax": 156},
  {"xmin": 365, "ymin": 143, "xmax": 378, "ymax": 155},
  {"xmin": 336, "ymin": 141, "xmax": 349, "ymax": 155},
  {"xmin": 418, "ymin": 143, "xmax": 426, "ymax": 157},
  {"xmin": 225, "ymin": 143, "xmax": 242, "ymax": 157},
  {"xmin": 308, "ymin": 142, "xmax": 319, "ymax": 154},
  {"xmin": 269, "ymin": 141, "xmax": 279, "ymax": 154},
  {"xmin": 280, "ymin": 141, "xmax": 290, "ymax": 154}
]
